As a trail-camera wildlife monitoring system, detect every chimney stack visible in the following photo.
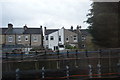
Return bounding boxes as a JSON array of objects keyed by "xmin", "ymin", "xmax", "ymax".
[
  {"xmin": 8, "ymin": 23, "xmax": 13, "ymax": 29},
  {"xmin": 44, "ymin": 27, "xmax": 46, "ymax": 33},
  {"xmin": 71, "ymin": 26, "xmax": 73, "ymax": 31},
  {"xmin": 77, "ymin": 25, "xmax": 81, "ymax": 30},
  {"xmin": 24, "ymin": 24, "xmax": 27, "ymax": 30}
]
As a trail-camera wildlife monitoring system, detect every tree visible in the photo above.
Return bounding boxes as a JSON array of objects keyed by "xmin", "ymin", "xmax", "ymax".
[{"xmin": 86, "ymin": 2, "xmax": 120, "ymax": 48}]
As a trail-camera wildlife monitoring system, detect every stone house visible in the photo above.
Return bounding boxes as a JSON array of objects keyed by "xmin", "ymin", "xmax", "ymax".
[{"xmin": 0, "ymin": 23, "xmax": 43, "ymax": 53}]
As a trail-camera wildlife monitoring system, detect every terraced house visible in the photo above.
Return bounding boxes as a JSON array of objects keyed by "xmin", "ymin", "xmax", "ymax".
[
  {"xmin": 44, "ymin": 26, "xmax": 82, "ymax": 50},
  {"xmin": 0, "ymin": 23, "xmax": 43, "ymax": 53}
]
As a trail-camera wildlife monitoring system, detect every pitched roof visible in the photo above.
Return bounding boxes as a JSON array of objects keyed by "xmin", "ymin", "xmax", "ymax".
[
  {"xmin": 0, "ymin": 27, "xmax": 42, "ymax": 34},
  {"xmin": 5, "ymin": 28, "xmax": 24, "ymax": 34},
  {"xmin": 23, "ymin": 28, "xmax": 42, "ymax": 34},
  {"xmin": 80, "ymin": 29, "xmax": 90, "ymax": 36},
  {"xmin": 45, "ymin": 29, "xmax": 59, "ymax": 35},
  {"xmin": 0, "ymin": 28, "xmax": 8, "ymax": 34}
]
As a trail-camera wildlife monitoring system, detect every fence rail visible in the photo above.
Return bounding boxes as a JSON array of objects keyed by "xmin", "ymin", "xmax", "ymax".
[{"xmin": 2, "ymin": 48, "xmax": 120, "ymax": 80}]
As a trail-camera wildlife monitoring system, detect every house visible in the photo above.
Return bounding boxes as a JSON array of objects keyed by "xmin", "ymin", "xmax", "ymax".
[
  {"xmin": 80, "ymin": 29, "xmax": 96, "ymax": 50},
  {"xmin": 44, "ymin": 26, "xmax": 80, "ymax": 51},
  {"xmin": 0, "ymin": 23, "xmax": 43, "ymax": 53}
]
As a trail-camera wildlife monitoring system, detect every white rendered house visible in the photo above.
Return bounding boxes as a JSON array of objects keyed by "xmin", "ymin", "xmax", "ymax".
[{"xmin": 44, "ymin": 27, "xmax": 79, "ymax": 51}]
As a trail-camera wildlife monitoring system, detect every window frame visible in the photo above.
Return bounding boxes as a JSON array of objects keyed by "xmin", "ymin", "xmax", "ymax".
[
  {"xmin": 8, "ymin": 36, "xmax": 13, "ymax": 42},
  {"xmin": 18, "ymin": 36, "xmax": 21, "ymax": 41},
  {"xmin": 25, "ymin": 36, "xmax": 28, "ymax": 41}
]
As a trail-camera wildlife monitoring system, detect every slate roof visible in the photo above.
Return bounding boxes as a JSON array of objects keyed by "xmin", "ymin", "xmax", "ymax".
[
  {"xmin": 45, "ymin": 29, "xmax": 59, "ymax": 35},
  {"xmin": 80, "ymin": 29, "xmax": 90, "ymax": 36},
  {"xmin": 0, "ymin": 28, "xmax": 8, "ymax": 34},
  {"xmin": 23, "ymin": 28, "xmax": 42, "ymax": 34},
  {"xmin": 0, "ymin": 27, "xmax": 42, "ymax": 34},
  {"xmin": 5, "ymin": 28, "xmax": 24, "ymax": 34}
]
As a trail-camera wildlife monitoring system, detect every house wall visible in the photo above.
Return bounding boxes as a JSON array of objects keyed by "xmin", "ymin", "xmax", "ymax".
[
  {"xmin": 48, "ymin": 31, "xmax": 59, "ymax": 50},
  {"xmin": 0, "ymin": 35, "xmax": 5, "ymax": 45},
  {"xmin": 5, "ymin": 35, "xmax": 15, "ymax": 45},
  {"xmin": 21, "ymin": 34, "xmax": 30, "ymax": 46},
  {"xmin": 16, "ymin": 34, "xmax": 24, "ymax": 45},
  {"xmin": 31, "ymin": 34, "xmax": 41, "ymax": 46},
  {"xmin": 44, "ymin": 35, "xmax": 49, "ymax": 48},
  {"xmin": 64, "ymin": 29, "xmax": 78, "ymax": 47},
  {"xmin": 47, "ymin": 28, "xmax": 64, "ymax": 50}
]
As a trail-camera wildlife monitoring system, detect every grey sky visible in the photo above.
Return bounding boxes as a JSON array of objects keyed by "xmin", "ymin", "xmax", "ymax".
[{"xmin": 1, "ymin": 0, "xmax": 92, "ymax": 29}]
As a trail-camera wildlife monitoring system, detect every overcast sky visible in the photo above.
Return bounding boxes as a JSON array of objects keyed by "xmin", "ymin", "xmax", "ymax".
[{"xmin": 1, "ymin": 0, "xmax": 92, "ymax": 29}]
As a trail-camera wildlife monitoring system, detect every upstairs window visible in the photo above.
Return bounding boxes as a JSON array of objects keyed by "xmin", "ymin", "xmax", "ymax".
[
  {"xmin": 8, "ymin": 36, "xmax": 13, "ymax": 42},
  {"xmin": 82, "ymin": 35, "xmax": 86, "ymax": 40},
  {"xmin": 59, "ymin": 36, "xmax": 61, "ymax": 41},
  {"xmin": 25, "ymin": 36, "xmax": 28, "ymax": 41},
  {"xmin": 18, "ymin": 36, "xmax": 21, "ymax": 41},
  {"xmin": 66, "ymin": 37, "xmax": 69, "ymax": 42},
  {"xmin": 73, "ymin": 35, "xmax": 77, "ymax": 40},
  {"xmin": 33, "ymin": 36, "xmax": 38, "ymax": 42},
  {"xmin": 50, "ymin": 36, "xmax": 54, "ymax": 40}
]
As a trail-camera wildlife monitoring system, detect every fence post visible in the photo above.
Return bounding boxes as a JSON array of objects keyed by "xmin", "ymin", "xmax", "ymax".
[
  {"xmin": 16, "ymin": 68, "xmax": 20, "ymax": 80},
  {"xmin": 57, "ymin": 50, "xmax": 59, "ymax": 59},
  {"xmin": 117, "ymin": 63, "xmax": 120, "ymax": 76},
  {"xmin": 66, "ymin": 65, "xmax": 69, "ymax": 79},
  {"xmin": 99, "ymin": 49, "xmax": 102, "ymax": 58},
  {"xmin": 45, "ymin": 50, "xmax": 46, "ymax": 55},
  {"xmin": 42, "ymin": 67, "xmax": 45, "ymax": 79},
  {"xmin": 75, "ymin": 50, "xmax": 78, "ymax": 58},
  {"xmin": 35, "ymin": 51, "xmax": 38, "ymax": 60},
  {"xmin": 88, "ymin": 64, "xmax": 92, "ymax": 78},
  {"xmin": 85, "ymin": 49, "xmax": 88, "ymax": 57},
  {"xmin": 97, "ymin": 63, "xmax": 101, "ymax": 77},
  {"xmin": 67, "ymin": 50, "xmax": 69, "ymax": 58},
  {"xmin": 21, "ymin": 52, "xmax": 23, "ymax": 60},
  {"xmin": 44, "ymin": 50, "xmax": 47, "ymax": 59},
  {"xmin": 6, "ymin": 52, "xmax": 8, "ymax": 60}
]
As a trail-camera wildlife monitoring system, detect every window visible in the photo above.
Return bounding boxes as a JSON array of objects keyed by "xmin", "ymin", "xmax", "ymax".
[
  {"xmin": 59, "ymin": 36, "xmax": 61, "ymax": 41},
  {"xmin": 82, "ymin": 44, "xmax": 85, "ymax": 48},
  {"xmin": 50, "ymin": 36, "xmax": 54, "ymax": 40},
  {"xmin": 8, "ymin": 36, "xmax": 13, "ymax": 42},
  {"xmin": 18, "ymin": 36, "xmax": 21, "ymax": 41},
  {"xmin": 74, "ymin": 35, "xmax": 77, "ymax": 40},
  {"xmin": 82, "ymin": 35, "xmax": 86, "ymax": 40},
  {"xmin": 66, "ymin": 37, "xmax": 69, "ymax": 41},
  {"xmin": 25, "ymin": 36, "xmax": 28, "ymax": 41},
  {"xmin": 46, "ymin": 36, "xmax": 48, "ymax": 40},
  {"xmin": 33, "ymin": 36, "xmax": 38, "ymax": 42}
]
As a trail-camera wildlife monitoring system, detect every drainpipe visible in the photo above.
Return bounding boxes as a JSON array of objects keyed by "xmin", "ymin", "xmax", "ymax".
[{"xmin": 30, "ymin": 34, "xmax": 31, "ymax": 47}]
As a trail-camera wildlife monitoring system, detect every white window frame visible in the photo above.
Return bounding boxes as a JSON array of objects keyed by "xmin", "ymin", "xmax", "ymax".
[
  {"xmin": 33, "ymin": 36, "xmax": 38, "ymax": 42},
  {"xmin": 18, "ymin": 36, "xmax": 21, "ymax": 41},
  {"xmin": 25, "ymin": 36, "xmax": 28, "ymax": 41},
  {"xmin": 8, "ymin": 36, "xmax": 13, "ymax": 42}
]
